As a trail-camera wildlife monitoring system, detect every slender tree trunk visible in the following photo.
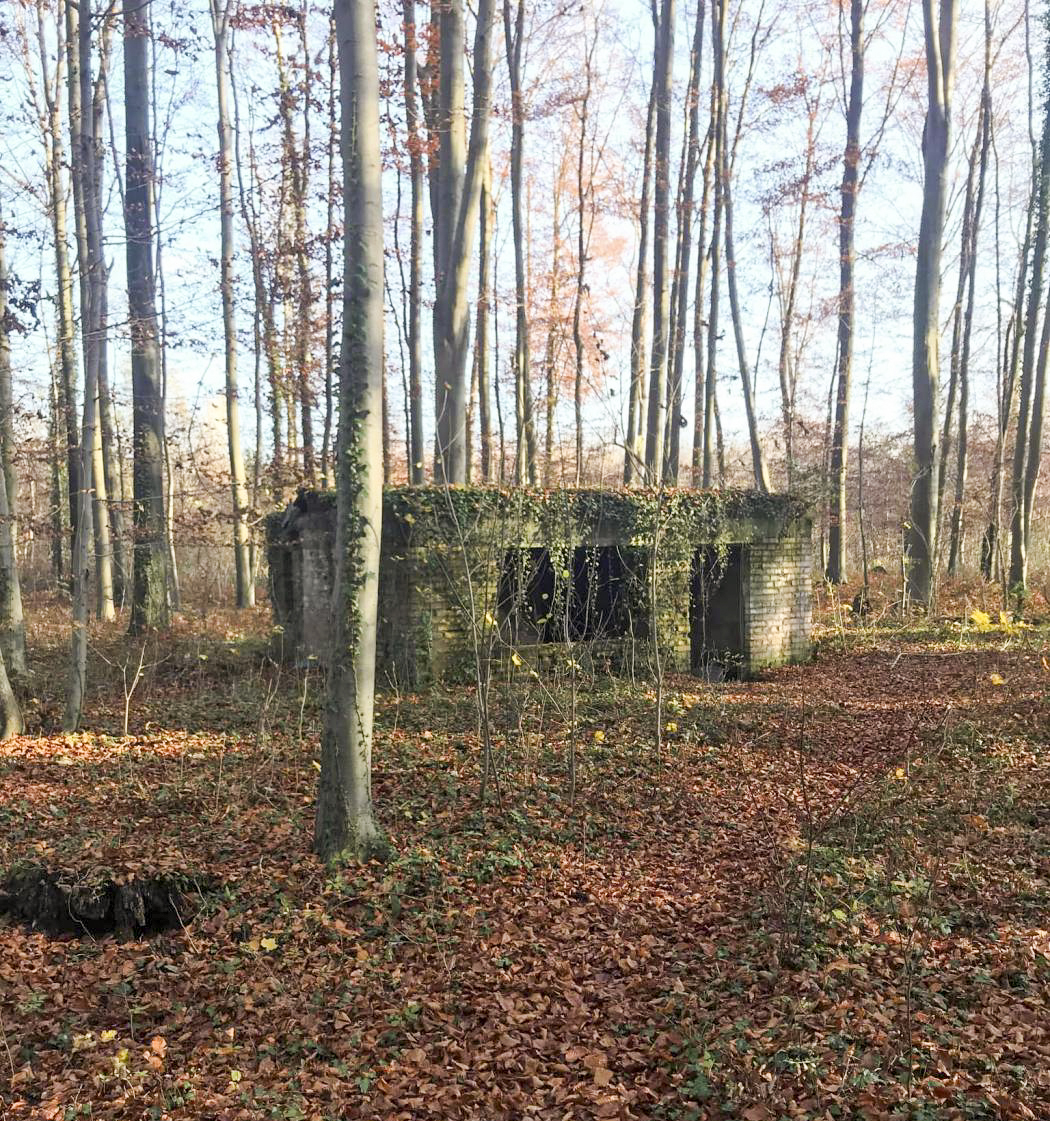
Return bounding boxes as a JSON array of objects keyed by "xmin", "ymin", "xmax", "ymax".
[
  {"xmin": 827, "ymin": 0, "xmax": 863, "ymax": 583},
  {"xmin": 433, "ymin": 0, "xmax": 494, "ymax": 484},
  {"xmin": 316, "ymin": 0, "xmax": 386, "ymax": 863},
  {"xmin": 716, "ymin": 0, "xmax": 769, "ymax": 491},
  {"xmin": 665, "ymin": 1, "xmax": 704, "ymax": 485},
  {"xmin": 0, "ymin": 212, "xmax": 26, "ymax": 678},
  {"xmin": 625, "ymin": 61, "xmax": 658, "ymax": 485},
  {"xmin": 703, "ymin": 70, "xmax": 723, "ymax": 487},
  {"xmin": 124, "ymin": 0, "xmax": 170, "ymax": 631},
  {"xmin": 1009, "ymin": 14, "xmax": 1050, "ymax": 594},
  {"xmin": 476, "ymin": 152, "xmax": 493, "ymax": 481},
  {"xmin": 572, "ymin": 32, "xmax": 595, "ymax": 485},
  {"xmin": 948, "ymin": 15, "xmax": 991, "ymax": 576},
  {"xmin": 908, "ymin": 0, "xmax": 956, "ymax": 607},
  {"xmin": 644, "ymin": 0, "xmax": 675, "ymax": 483},
  {"xmin": 211, "ymin": 1, "xmax": 254, "ymax": 608},
  {"xmin": 504, "ymin": 0, "xmax": 536, "ymax": 484},
  {"xmin": 691, "ymin": 115, "xmax": 714, "ymax": 483},
  {"xmin": 402, "ymin": 0, "xmax": 425, "ymax": 484},
  {"xmin": 63, "ymin": 0, "xmax": 98, "ymax": 730}
]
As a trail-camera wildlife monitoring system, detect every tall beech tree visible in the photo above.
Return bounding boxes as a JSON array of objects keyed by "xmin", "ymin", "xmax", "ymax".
[
  {"xmin": 315, "ymin": 0, "xmax": 386, "ymax": 862},
  {"xmin": 504, "ymin": 0, "xmax": 536, "ymax": 484},
  {"xmin": 210, "ymin": 0, "xmax": 254, "ymax": 609},
  {"xmin": 643, "ymin": 0, "xmax": 674, "ymax": 484},
  {"xmin": 1009, "ymin": 13, "xmax": 1050, "ymax": 595},
  {"xmin": 432, "ymin": 0, "xmax": 494, "ymax": 484},
  {"xmin": 827, "ymin": 0, "xmax": 864, "ymax": 584},
  {"xmin": 908, "ymin": 0, "xmax": 956, "ymax": 607},
  {"xmin": 124, "ymin": 0, "xmax": 169, "ymax": 631},
  {"xmin": 402, "ymin": 0, "xmax": 425, "ymax": 484}
]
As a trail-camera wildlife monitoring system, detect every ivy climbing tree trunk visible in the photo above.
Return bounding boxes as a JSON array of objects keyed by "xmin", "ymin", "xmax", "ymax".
[
  {"xmin": 124, "ymin": 0, "xmax": 169, "ymax": 632},
  {"xmin": 315, "ymin": 0, "xmax": 386, "ymax": 863}
]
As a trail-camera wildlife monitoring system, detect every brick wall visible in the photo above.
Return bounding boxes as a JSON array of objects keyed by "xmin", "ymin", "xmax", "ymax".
[{"xmin": 267, "ymin": 490, "xmax": 814, "ymax": 685}]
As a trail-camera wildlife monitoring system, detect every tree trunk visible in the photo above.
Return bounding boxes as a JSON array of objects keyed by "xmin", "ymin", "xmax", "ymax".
[
  {"xmin": 664, "ymin": 0, "xmax": 704, "ymax": 485},
  {"xmin": 572, "ymin": 26, "xmax": 595, "ymax": 485},
  {"xmin": 476, "ymin": 152, "xmax": 494, "ymax": 482},
  {"xmin": 0, "ymin": 211, "xmax": 26, "ymax": 678},
  {"xmin": 124, "ymin": 0, "xmax": 170, "ymax": 632},
  {"xmin": 948, "ymin": 13, "xmax": 991, "ymax": 576},
  {"xmin": 716, "ymin": 0, "xmax": 769, "ymax": 491},
  {"xmin": 504, "ymin": 0, "xmax": 537, "ymax": 484},
  {"xmin": 827, "ymin": 0, "xmax": 863, "ymax": 583},
  {"xmin": 316, "ymin": 0, "xmax": 386, "ymax": 863},
  {"xmin": 908, "ymin": 0, "xmax": 956, "ymax": 608},
  {"xmin": 211, "ymin": 0, "xmax": 254, "ymax": 609},
  {"xmin": 624, "ymin": 58, "xmax": 658, "ymax": 485},
  {"xmin": 643, "ymin": 0, "xmax": 674, "ymax": 483},
  {"xmin": 403, "ymin": 0, "xmax": 425, "ymax": 484},
  {"xmin": 63, "ymin": 0, "xmax": 98, "ymax": 730},
  {"xmin": 1009, "ymin": 14, "xmax": 1050, "ymax": 594},
  {"xmin": 432, "ymin": 0, "xmax": 494, "ymax": 484}
]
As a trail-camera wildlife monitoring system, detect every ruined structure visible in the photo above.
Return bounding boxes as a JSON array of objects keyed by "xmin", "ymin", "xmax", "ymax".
[{"xmin": 267, "ymin": 487, "xmax": 813, "ymax": 686}]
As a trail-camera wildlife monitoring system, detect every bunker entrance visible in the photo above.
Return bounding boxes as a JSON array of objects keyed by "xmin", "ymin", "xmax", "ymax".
[
  {"xmin": 691, "ymin": 545, "xmax": 746, "ymax": 680},
  {"xmin": 498, "ymin": 546, "xmax": 638, "ymax": 644}
]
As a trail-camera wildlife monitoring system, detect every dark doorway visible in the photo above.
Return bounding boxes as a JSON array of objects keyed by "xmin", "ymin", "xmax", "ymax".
[
  {"xmin": 498, "ymin": 546, "xmax": 638, "ymax": 643},
  {"xmin": 690, "ymin": 545, "xmax": 746, "ymax": 679}
]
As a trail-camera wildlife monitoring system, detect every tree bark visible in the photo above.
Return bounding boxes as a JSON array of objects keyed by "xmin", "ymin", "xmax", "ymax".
[
  {"xmin": 0, "ymin": 211, "xmax": 26, "ymax": 678},
  {"xmin": 124, "ymin": 0, "xmax": 170, "ymax": 632},
  {"xmin": 432, "ymin": 0, "xmax": 494, "ymax": 484},
  {"xmin": 504, "ymin": 0, "xmax": 536, "ymax": 484},
  {"xmin": 664, "ymin": 0, "xmax": 704, "ymax": 485},
  {"xmin": 716, "ymin": 0, "xmax": 770, "ymax": 491},
  {"xmin": 402, "ymin": 0, "xmax": 425, "ymax": 484},
  {"xmin": 316, "ymin": 0, "xmax": 386, "ymax": 863},
  {"xmin": 908, "ymin": 0, "xmax": 956, "ymax": 607},
  {"xmin": 211, "ymin": 0, "xmax": 254, "ymax": 608},
  {"xmin": 643, "ymin": 0, "xmax": 674, "ymax": 483},
  {"xmin": 827, "ymin": 0, "xmax": 863, "ymax": 583},
  {"xmin": 624, "ymin": 58, "xmax": 658, "ymax": 485},
  {"xmin": 63, "ymin": 0, "xmax": 98, "ymax": 730}
]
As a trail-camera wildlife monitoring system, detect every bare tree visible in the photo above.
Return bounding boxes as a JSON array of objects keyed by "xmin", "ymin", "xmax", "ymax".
[
  {"xmin": 827, "ymin": 0, "xmax": 864, "ymax": 583},
  {"xmin": 643, "ymin": 0, "xmax": 675, "ymax": 483},
  {"xmin": 403, "ymin": 0, "xmax": 426, "ymax": 484},
  {"xmin": 210, "ymin": 0, "xmax": 254, "ymax": 608},
  {"xmin": 432, "ymin": 0, "xmax": 494, "ymax": 483},
  {"xmin": 907, "ymin": 0, "xmax": 956, "ymax": 607},
  {"xmin": 0, "ymin": 207, "xmax": 26, "ymax": 679}
]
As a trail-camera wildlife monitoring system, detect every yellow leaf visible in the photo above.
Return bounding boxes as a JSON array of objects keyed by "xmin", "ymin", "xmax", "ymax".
[
  {"xmin": 969, "ymin": 609, "xmax": 991, "ymax": 631},
  {"xmin": 894, "ymin": 767, "xmax": 907, "ymax": 781},
  {"xmin": 229, "ymin": 1069, "xmax": 242, "ymax": 1083},
  {"xmin": 99, "ymin": 1030, "xmax": 117, "ymax": 1043},
  {"xmin": 989, "ymin": 673, "xmax": 1006, "ymax": 686},
  {"xmin": 665, "ymin": 722, "xmax": 678, "ymax": 734},
  {"xmin": 260, "ymin": 936, "xmax": 278, "ymax": 952},
  {"xmin": 592, "ymin": 729, "xmax": 605, "ymax": 743},
  {"xmin": 510, "ymin": 651, "xmax": 523, "ymax": 667}
]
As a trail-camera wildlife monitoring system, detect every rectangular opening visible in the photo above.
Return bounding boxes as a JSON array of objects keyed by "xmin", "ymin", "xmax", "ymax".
[
  {"xmin": 690, "ymin": 545, "xmax": 745, "ymax": 680},
  {"xmin": 498, "ymin": 546, "xmax": 639, "ymax": 644}
]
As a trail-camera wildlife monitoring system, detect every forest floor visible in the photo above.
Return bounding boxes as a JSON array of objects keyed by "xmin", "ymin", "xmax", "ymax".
[{"xmin": 1, "ymin": 587, "xmax": 1048, "ymax": 1121}]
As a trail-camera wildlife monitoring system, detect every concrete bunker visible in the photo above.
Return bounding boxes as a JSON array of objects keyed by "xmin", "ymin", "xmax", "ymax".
[{"xmin": 267, "ymin": 487, "xmax": 813, "ymax": 686}]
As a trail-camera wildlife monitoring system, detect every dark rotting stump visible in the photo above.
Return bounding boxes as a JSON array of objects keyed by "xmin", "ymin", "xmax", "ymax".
[{"xmin": 0, "ymin": 863, "xmax": 215, "ymax": 937}]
